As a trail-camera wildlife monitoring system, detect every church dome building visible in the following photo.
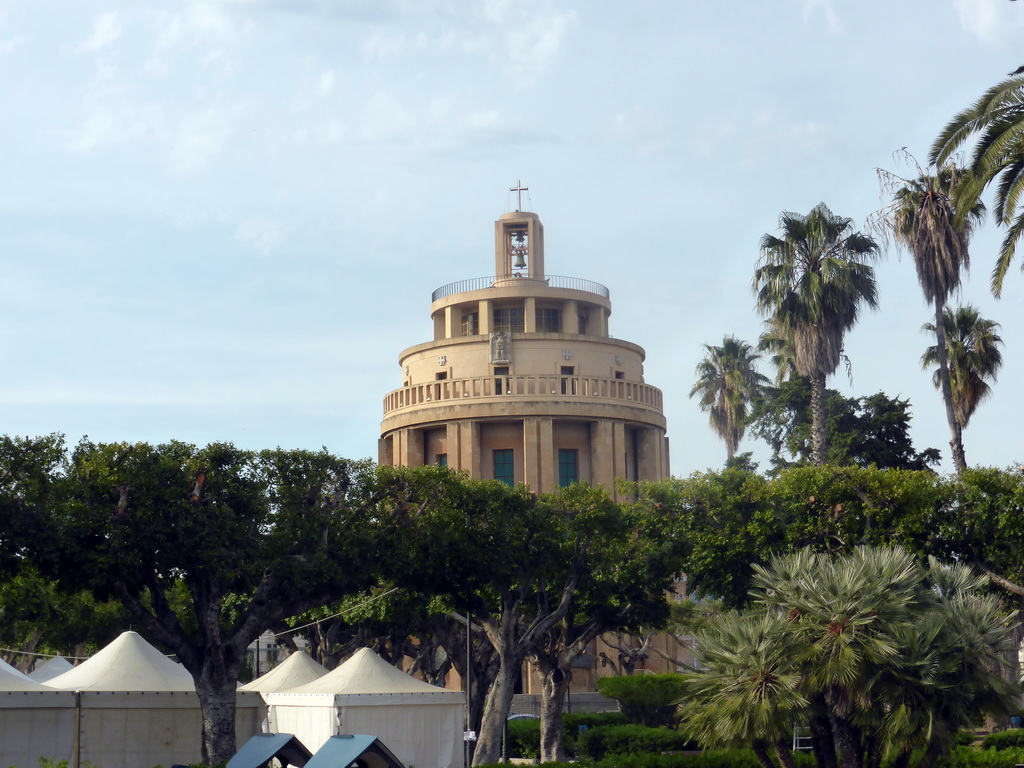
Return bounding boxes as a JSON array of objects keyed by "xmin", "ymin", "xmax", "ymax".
[{"xmin": 379, "ymin": 198, "xmax": 669, "ymax": 497}]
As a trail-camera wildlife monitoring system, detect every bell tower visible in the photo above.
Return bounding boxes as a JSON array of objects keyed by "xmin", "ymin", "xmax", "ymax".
[
  {"xmin": 379, "ymin": 187, "xmax": 670, "ymax": 498},
  {"xmin": 495, "ymin": 211, "xmax": 545, "ymax": 281}
]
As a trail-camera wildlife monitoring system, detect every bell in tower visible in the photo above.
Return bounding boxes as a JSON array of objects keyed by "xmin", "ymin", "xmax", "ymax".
[{"xmin": 508, "ymin": 226, "xmax": 529, "ymax": 270}]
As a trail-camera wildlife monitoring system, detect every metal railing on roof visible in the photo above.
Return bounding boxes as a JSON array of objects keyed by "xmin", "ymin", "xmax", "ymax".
[{"xmin": 431, "ymin": 275, "xmax": 610, "ymax": 302}]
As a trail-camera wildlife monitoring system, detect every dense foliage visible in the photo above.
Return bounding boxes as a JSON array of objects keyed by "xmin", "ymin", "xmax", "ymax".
[{"xmin": 680, "ymin": 547, "xmax": 1021, "ymax": 768}]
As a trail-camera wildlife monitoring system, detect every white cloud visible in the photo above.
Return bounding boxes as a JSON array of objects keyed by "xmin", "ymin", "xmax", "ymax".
[
  {"xmin": 502, "ymin": 10, "xmax": 578, "ymax": 86},
  {"xmin": 362, "ymin": 32, "xmax": 405, "ymax": 61},
  {"xmin": 316, "ymin": 70, "xmax": 336, "ymax": 97},
  {"xmin": 358, "ymin": 90, "xmax": 415, "ymax": 142},
  {"xmin": 608, "ymin": 106, "xmax": 668, "ymax": 155},
  {"xmin": 65, "ymin": 60, "xmax": 168, "ymax": 152},
  {"xmin": 0, "ymin": 35, "xmax": 28, "ymax": 54},
  {"xmin": 152, "ymin": 3, "xmax": 250, "ymax": 51},
  {"xmin": 79, "ymin": 12, "xmax": 123, "ymax": 53},
  {"xmin": 951, "ymin": 0, "xmax": 1013, "ymax": 45},
  {"xmin": 169, "ymin": 104, "xmax": 239, "ymax": 173},
  {"xmin": 235, "ymin": 218, "xmax": 286, "ymax": 254},
  {"xmin": 801, "ymin": 0, "xmax": 842, "ymax": 34},
  {"xmin": 314, "ymin": 117, "xmax": 346, "ymax": 143}
]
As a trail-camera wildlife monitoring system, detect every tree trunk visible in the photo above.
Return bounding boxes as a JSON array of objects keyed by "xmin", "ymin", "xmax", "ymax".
[
  {"xmin": 810, "ymin": 373, "xmax": 828, "ymax": 465},
  {"xmin": 916, "ymin": 738, "xmax": 945, "ymax": 768},
  {"xmin": 808, "ymin": 711, "xmax": 838, "ymax": 768},
  {"xmin": 194, "ymin": 665, "xmax": 241, "ymax": 765},
  {"xmin": 537, "ymin": 662, "xmax": 572, "ymax": 762},
  {"xmin": 933, "ymin": 301, "xmax": 967, "ymax": 474},
  {"xmin": 831, "ymin": 714, "xmax": 862, "ymax": 768},
  {"xmin": 775, "ymin": 740, "xmax": 797, "ymax": 768},
  {"xmin": 753, "ymin": 740, "xmax": 776, "ymax": 768},
  {"xmin": 473, "ymin": 657, "xmax": 520, "ymax": 765}
]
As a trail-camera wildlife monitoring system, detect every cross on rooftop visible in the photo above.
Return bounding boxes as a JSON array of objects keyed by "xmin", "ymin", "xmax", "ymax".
[{"xmin": 510, "ymin": 180, "xmax": 528, "ymax": 212}]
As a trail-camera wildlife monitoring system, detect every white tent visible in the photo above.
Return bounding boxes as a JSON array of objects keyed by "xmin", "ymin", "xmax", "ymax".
[
  {"xmin": 28, "ymin": 655, "xmax": 74, "ymax": 683},
  {"xmin": 44, "ymin": 630, "xmax": 195, "ymax": 691},
  {"xmin": 0, "ymin": 630, "xmax": 262, "ymax": 768},
  {"xmin": 266, "ymin": 648, "xmax": 465, "ymax": 768},
  {"xmin": 240, "ymin": 650, "xmax": 328, "ymax": 694},
  {"xmin": 0, "ymin": 656, "xmax": 30, "ymax": 680}
]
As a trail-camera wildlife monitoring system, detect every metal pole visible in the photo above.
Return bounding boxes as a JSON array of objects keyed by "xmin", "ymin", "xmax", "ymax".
[{"xmin": 466, "ymin": 612, "xmax": 473, "ymax": 768}]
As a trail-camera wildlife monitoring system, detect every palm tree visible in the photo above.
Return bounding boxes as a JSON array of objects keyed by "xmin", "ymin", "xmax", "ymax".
[
  {"xmin": 931, "ymin": 74, "xmax": 1024, "ymax": 296},
  {"xmin": 878, "ymin": 164, "xmax": 985, "ymax": 475},
  {"xmin": 757, "ymin": 318, "xmax": 799, "ymax": 385},
  {"xmin": 681, "ymin": 610, "xmax": 807, "ymax": 768},
  {"xmin": 753, "ymin": 203, "xmax": 880, "ymax": 465},
  {"xmin": 922, "ymin": 305, "xmax": 1002, "ymax": 435},
  {"xmin": 689, "ymin": 336, "xmax": 769, "ymax": 460}
]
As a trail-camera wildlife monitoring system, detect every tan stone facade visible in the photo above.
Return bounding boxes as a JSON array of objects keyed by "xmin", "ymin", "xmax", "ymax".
[{"xmin": 379, "ymin": 208, "xmax": 669, "ymax": 498}]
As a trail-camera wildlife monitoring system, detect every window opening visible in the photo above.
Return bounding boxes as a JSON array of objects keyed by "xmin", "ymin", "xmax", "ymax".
[
  {"xmin": 536, "ymin": 308, "xmax": 562, "ymax": 333},
  {"xmin": 493, "ymin": 306, "xmax": 524, "ymax": 333},
  {"xmin": 558, "ymin": 449, "xmax": 578, "ymax": 488},
  {"xmin": 461, "ymin": 311, "xmax": 479, "ymax": 336},
  {"xmin": 493, "ymin": 366, "xmax": 510, "ymax": 395},
  {"xmin": 436, "ymin": 454, "xmax": 447, "ymax": 467},
  {"xmin": 560, "ymin": 365, "xmax": 576, "ymax": 395},
  {"xmin": 493, "ymin": 449, "xmax": 514, "ymax": 485}
]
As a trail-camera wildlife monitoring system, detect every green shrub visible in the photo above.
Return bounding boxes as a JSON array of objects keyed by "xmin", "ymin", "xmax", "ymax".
[
  {"xmin": 505, "ymin": 711, "xmax": 629, "ymax": 758},
  {"xmin": 577, "ymin": 724, "xmax": 696, "ymax": 760},
  {"xmin": 565, "ymin": 711, "xmax": 629, "ymax": 754},
  {"xmin": 982, "ymin": 731, "xmax": 1024, "ymax": 751},
  {"xmin": 938, "ymin": 746, "xmax": 1024, "ymax": 768},
  {"xmin": 506, "ymin": 717, "xmax": 541, "ymax": 758},
  {"xmin": 597, "ymin": 674, "xmax": 688, "ymax": 727},
  {"xmin": 591, "ymin": 749, "xmax": 815, "ymax": 768}
]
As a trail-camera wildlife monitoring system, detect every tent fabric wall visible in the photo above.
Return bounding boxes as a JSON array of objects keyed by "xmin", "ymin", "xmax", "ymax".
[
  {"xmin": 0, "ymin": 691, "xmax": 76, "ymax": 768},
  {"xmin": 0, "ymin": 689, "xmax": 263, "ymax": 768},
  {"xmin": 265, "ymin": 649, "xmax": 465, "ymax": 768},
  {"xmin": 0, "ymin": 631, "xmax": 263, "ymax": 768}
]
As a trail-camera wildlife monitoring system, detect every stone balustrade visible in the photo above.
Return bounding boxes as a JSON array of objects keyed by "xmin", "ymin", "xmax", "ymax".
[{"xmin": 383, "ymin": 373, "xmax": 663, "ymax": 416}]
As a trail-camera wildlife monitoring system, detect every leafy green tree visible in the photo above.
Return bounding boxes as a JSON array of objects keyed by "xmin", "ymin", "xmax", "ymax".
[
  {"xmin": 944, "ymin": 467, "xmax": 1024, "ymax": 600},
  {"xmin": 690, "ymin": 336, "xmax": 770, "ymax": 461},
  {"xmin": 37, "ymin": 440, "xmax": 397, "ymax": 765},
  {"xmin": 748, "ymin": 379, "xmax": 940, "ymax": 472},
  {"xmin": 598, "ymin": 672, "xmax": 689, "ymax": 728},
  {"xmin": 876, "ymin": 164, "xmax": 985, "ymax": 474},
  {"xmin": 642, "ymin": 466, "xmax": 948, "ymax": 608},
  {"xmin": 402, "ymin": 474, "xmax": 572, "ymax": 766},
  {"xmin": 931, "ymin": 75, "xmax": 1024, "ymax": 296},
  {"xmin": 0, "ymin": 562, "xmax": 127, "ymax": 668},
  {"xmin": 528, "ymin": 485, "xmax": 687, "ymax": 762},
  {"xmin": 922, "ymin": 305, "xmax": 1003, "ymax": 436},
  {"xmin": 753, "ymin": 203, "xmax": 881, "ymax": 465}
]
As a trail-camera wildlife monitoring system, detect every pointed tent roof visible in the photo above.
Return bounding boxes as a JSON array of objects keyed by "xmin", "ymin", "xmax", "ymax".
[
  {"xmin": 43, "ymin": 630, "xmax": 195, "ymax": 692},
  {"xmin": 285, "ymin": 647, "xmax": 453, "ymax": 695},
  {"xmin": 0, "ymin": 658, "xmax": 30, "ymax": 680},
  {"xmin": 0, "ymin": 663, "xmax": 54, "ymax": 692},
  {"xmin": 239, "ymin": 651, "xmax": 328, "ymax": 693},
  {"xmin": 27, "ymin": 655, "xmax": 74, "ymax": 683}
]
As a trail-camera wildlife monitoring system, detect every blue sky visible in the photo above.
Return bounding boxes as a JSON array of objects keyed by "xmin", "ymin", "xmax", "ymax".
[{"xmin": 2, "ymin": 0, "xmax": 1023, "ymax": 475}]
